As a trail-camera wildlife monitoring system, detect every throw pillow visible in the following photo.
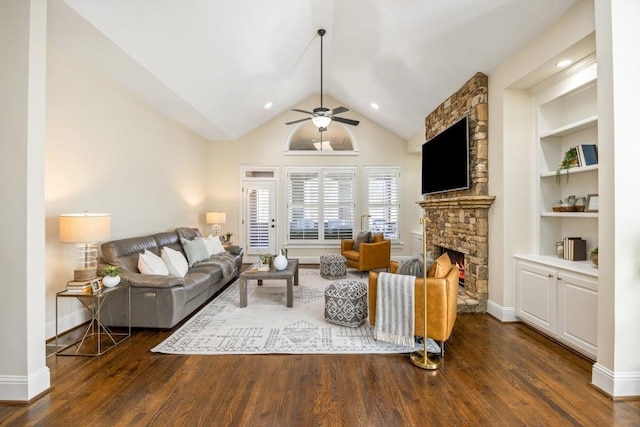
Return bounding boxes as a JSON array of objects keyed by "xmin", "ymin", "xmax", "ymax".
[
  {"xmin": 428, "ymin": 253, "xmax": 452, "ymax": 278},
  {"xmin": 138, "ymin": 250, "xmax": 169, "ymax": 276},
  {"xmin": 397, "ymin": 253, "xmax": 435, "ymax": 277},
  {"xmin": 180, "ymin": 238, "xmax": 210, "ymax": 267},
  {"xmin": 353, "ymin": 231, "xmax": 372, "ymax": 251},
  {"xmin": 161, "ymin": 247, "xmax": 189, "ymax": 278},
  {"xmin": 204, "ymin": 235, "xmax": 225, "ymax": 256}
]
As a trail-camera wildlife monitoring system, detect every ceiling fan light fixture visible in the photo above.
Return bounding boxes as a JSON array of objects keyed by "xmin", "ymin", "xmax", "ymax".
[{"xmin": 312, "ymin": 116, "xmax": 332, "ymax": 128}]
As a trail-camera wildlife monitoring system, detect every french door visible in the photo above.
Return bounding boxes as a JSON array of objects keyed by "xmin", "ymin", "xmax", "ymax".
[{"xmin": 242, "ymin": 180, "xmax": 277, "ymax": 256}]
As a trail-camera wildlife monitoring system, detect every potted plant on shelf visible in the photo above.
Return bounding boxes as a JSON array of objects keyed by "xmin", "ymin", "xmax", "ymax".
[
  {"xmin": 556, "ymin": 147, "xmax": 579, "ymax": 184},
  {"xmin": 590, "ymin": 247, "xmax": 598, "ymax": 266},
  {"xmin": 224, "ymin": 232, "xmax": 233, "ymax": 243},
  {"xmin": 101, "ymin": 265, "xmax": 122, "ymax": 288}
]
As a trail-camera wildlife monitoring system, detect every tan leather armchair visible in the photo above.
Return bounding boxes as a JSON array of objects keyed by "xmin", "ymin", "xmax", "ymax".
[
  {"xmin": 341, "ymin": 233, "xmax": 391, "ymax": 277},
  {"xmin": 368, "ymin": 253, "xmax": 459, "ymax": 355}
]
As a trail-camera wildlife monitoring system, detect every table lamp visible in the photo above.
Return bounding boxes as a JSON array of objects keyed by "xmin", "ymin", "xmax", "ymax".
[
  {"xmin": 59, "ymin": 212, "xmax": 111, "ymax": 281},
  {"xmin": 206, "ymin": 211, "xmax": 226, "ymax": 237}
]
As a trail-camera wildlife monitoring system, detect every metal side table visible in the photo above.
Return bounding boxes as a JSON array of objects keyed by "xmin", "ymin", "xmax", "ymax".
[{"xmin": 55, "ymin": 284, "xmax": 131, "ymax": 356}]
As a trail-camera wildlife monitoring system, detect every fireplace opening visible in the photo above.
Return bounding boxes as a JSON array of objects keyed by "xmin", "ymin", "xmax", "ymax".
[{"xmin": 437, "ymin": 246, "xmax": 465, "ymax": 286}]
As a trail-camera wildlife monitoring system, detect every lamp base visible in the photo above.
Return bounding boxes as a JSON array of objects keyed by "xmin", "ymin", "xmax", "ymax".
[
  {"xmin": 74, "ymin": 268, "xmax": 97, "ymax": 281},
  {"xmin": 410, "ymin": 350, "xmax": 441, "ymax": 370}
]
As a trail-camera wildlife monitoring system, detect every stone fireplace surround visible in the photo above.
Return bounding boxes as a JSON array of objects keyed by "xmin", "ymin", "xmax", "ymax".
[{"xmin": 419, "ymin": 72, "xmax": 494, "ymax": 313}]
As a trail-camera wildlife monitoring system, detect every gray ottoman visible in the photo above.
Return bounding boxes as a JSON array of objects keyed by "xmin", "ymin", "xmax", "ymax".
[
  {"xmin": 320, "ymin": 254, "xmax": 347, "ymax": 279},
  {"xmin": 324, "ymin": 279, "xmax": 368, "ymax": 327}
]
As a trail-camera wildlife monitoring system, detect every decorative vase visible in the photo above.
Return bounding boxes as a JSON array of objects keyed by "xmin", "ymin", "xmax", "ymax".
[
  {"xmin": 102, "ymin": 275, "xmax": 121, "ymax": 288},
  {"xmin": 556, "ymin": 241, "xmax": 564, "ymax": 259},
  {"xmin": 273, "ymin": 250, "xmax": 288, "ymax": 271}
]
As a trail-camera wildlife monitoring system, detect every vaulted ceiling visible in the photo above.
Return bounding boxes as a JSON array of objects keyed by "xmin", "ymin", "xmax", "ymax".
[{"xmin": 48, "ymin": 0, "xmax": 579, "ymax": 141}]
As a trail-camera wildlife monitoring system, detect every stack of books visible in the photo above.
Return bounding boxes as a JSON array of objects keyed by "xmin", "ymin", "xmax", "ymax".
[
  {"xmin": 563, "ymin": 237, "xmax": 587, "ymax": 261},
  {"xmin": 66, "ymin": 280, "xmax": 93, "ymax": 294},
  {"xmin": 576, "ymin": 144, "xmax": 598, "ymax": 167}
]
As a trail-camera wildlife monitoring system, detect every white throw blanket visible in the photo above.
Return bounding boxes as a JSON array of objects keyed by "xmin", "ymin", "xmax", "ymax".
[{"xmin": 374, "ymin": 272, "xmax": 416, "ymax": 347}]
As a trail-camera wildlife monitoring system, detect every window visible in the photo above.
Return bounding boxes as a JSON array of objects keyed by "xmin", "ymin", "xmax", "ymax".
[
  {"xmin": 365, "ymin": 167, "xmax": 401, "ymax": 241},
  {"xmin": 286, "ymin": 122, "xmax": 357, "ymax": 154},
  {"xmin": 287, "ymin": 167, "xmax": 355, "ymax": 243}
]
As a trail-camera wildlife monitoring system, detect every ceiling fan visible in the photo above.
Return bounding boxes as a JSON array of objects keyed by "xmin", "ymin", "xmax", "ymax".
[{"xmin": 285, "ymin": 29, "xmax": 360, "ymax": 132}]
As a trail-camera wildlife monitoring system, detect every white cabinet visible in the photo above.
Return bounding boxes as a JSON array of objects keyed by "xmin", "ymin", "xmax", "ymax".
[{"xmin": 515, "ymin": 256, "xmax": 597, "ymax": 359}]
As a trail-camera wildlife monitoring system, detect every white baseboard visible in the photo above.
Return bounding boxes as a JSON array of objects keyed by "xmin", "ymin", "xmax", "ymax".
[
  {"xmin": 0, "ymin": 366, "xmax": 50, "ymax": 402},
  {"xmin": 486, "ymin": 300, "xmax": 518, "ymax": 322},
  {"xmin": 592, "ymin": 363, "xmax": 640, "ymax": 398},
  {"xmin": 46, "ymin": 306, "xmax": 91, "ymax": 341}
]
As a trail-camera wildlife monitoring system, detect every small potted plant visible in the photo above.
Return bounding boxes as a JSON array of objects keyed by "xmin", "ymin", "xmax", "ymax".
[
  {"xmin": 224, "ymin": 232, "xmax": 233, "ymax": 243},
  {"xmin": 590, "ymin": 247, "xmax": 598, "ymax": 267},
  {"xmin": 556, "ymin": 147, "xmax": 579, "ymax": 184},
  {"xmin": 101, "ymin": 265, "xmax": 122, "ymax": 288}
]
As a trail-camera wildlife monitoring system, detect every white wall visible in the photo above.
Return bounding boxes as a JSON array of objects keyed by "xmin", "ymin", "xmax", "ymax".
[
  {"xmin": 206, "ymin": 94, "xmax": 422, "ymax": 262},
  {"xmin": 44, "ymin": 46, "xmax": 210, "ymax": 337}
]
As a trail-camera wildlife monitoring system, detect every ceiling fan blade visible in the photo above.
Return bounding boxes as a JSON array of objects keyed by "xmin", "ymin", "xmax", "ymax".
[
  {"xmin": 291, "ymin": 109, "xmax": 313, "ymax": 115},
  {"xmin": 285, "ymin": 117, "xmax": 312, "ymax": 125},
  {"xmin": 331, "ymin": 106, "xmax": 349, "ymax": 115},
  {"xmin": 332, "ymin": 116, "xmax": 360, "ymax": 126}
]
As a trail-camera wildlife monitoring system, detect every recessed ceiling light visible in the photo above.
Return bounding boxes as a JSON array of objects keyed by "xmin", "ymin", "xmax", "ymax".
[
  {"xmin": 371, "ymin": 102, "xmax": 380, "ymax": 110},
  {"xmin": 555, "ymin": 59, "xmax": 572, "ymax": 68},
  {"xmin": 264, "ymin": 102, "xmax": 273, "ymax": 109}
]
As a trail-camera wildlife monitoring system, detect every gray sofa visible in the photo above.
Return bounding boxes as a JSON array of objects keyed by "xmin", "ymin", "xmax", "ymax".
[{"xmin": 100, "ymin": 227, "xmax": 243, "ymax": 329}]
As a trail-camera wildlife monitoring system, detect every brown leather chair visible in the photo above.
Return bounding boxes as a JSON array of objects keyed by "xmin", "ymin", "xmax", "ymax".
[
  {"xmin": 368, "ymin": 253, "xmax": 459, "ymax": 355},
  {"xmin": 341, "ymin": 233, "xmax": 391, "ymax": 277}
]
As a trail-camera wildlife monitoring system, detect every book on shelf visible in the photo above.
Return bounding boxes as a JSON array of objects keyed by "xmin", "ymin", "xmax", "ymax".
[
  {"xmin": 577, "ymin": 144, "xmax": 598, "ymax": 167},
  {"xmin": 563, "ymin": 237, "xmax": 587, "ymax": 261}
]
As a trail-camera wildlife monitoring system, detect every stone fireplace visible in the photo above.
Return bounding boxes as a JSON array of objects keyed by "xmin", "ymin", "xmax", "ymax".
[{"xmin": 419, "ymin": 72, "xmax": 495, "ymax": 313}]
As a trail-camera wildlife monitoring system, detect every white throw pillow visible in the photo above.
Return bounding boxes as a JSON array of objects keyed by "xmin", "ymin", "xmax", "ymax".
[
  {"xmin": 161, "ymin": 247, "xmax": 189, "ymax": 278},
  {"xmin": 181, "ymin": 238, "xmax": 210, "ymax": 266},
  {"xmin": 204, "ymin": 235, "xmax": 225, "ymax": 256},
  {"xmin": 138, "ymin": 250, "xmax": 169, "ymax": 276}
]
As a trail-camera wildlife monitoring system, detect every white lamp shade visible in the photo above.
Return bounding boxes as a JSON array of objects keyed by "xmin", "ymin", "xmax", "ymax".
[
  {"xmin": 206, "ymin": 211, "xmax": 226, "ymax": 224},
  {"xmin": 59, "ymin": 213, "xmax": 111, "ymax": 243},
  {"xmin": 312, "ymin": 116, "xmax": 331, "ymax": 128}
]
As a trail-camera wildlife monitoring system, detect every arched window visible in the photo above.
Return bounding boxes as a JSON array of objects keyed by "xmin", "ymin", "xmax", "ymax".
[{"xmin": 286, "ymin": 122, "xmax": 357, "ymax": 154}]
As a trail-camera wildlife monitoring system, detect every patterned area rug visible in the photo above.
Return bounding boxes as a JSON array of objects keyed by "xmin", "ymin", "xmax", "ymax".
[{"xmin": 151, "ymin": 269, "xmax": 440, "ymax": 355}]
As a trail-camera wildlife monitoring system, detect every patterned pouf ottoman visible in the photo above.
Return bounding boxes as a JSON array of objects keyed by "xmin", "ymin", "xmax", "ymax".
[
  {"xmin": 324, "ymin": 279, "xmax": 368, "ymax": 327},
  {"xmin": 320, "ymin": 254, "xmax": 347, "ymax": 279}
]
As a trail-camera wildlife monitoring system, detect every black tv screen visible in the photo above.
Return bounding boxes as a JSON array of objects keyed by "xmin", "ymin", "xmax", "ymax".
[{"xmin": 421, "ymin": 116, "xmax": 470, "ymax": 195}]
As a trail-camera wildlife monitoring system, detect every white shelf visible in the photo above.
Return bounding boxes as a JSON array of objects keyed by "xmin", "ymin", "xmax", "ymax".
[
  {"xmin": 540, "ymin": 211, "xmax": 598, "ymax": 218},
  {"xmin": 540, "ymin": 164, "xmax": 598, "ymax": 178},
  {"xmin": 540, "ymin": 115, "xmax": 598, "ymax": 138}
]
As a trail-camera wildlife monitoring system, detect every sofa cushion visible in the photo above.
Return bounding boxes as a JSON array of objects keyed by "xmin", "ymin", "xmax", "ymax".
[
  {"xmin": 138, "ymin": 250, "xmax": 169, "ymax": 275},
  {"xmin": 428, "ymin": 253, "xmax": 452, "ymax": 278},
  {"xmin": 181, "ymin": 238, "xmax": 210, "ymax": 267},
  {"xmin": 161, "ymin": 247, "xmax": 189, "ymax": 278},
  {"xmin": 182, "ymin": 272, "xmax": 214, "ymax": 303},
  {"xmin": 204, "ymin": 235, "xmax": 225, "ymax": 256},
  {"xmin": 353, "ymin": 231, "xmax": 372, "ymax": 251}
]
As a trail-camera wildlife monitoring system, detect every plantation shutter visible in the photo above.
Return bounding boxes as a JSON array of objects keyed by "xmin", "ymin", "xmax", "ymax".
[
  {"xmin": 247, "ymin": 186, "xmax": 270, "ymax": 250},
  {"xmin": 322, "ymin": 169, "xmax": 355, "ymax": 240},
  {"xmin": 366, "ymin": 168, "xmax": 400, "ymax": 240},
  {"xmin": 288, "ymin": 171, "xmax": 319, "ymax": 240}
]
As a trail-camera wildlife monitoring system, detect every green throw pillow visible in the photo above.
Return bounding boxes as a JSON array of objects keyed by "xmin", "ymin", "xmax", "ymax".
[{"xmin": 180, "ymin": 238, "xmax": 210, "ymax": 267}]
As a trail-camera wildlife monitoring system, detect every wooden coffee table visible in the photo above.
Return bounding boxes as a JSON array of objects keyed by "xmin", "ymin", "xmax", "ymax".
[{"xmin": 239, "ymin": 259, "xmax": 299, "ymax": 308}]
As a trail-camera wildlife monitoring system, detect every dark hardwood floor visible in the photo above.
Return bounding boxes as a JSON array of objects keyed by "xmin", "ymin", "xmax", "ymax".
[{"xmin": 2, "ymin": 305, "xmax": 640, "ymax": 426}]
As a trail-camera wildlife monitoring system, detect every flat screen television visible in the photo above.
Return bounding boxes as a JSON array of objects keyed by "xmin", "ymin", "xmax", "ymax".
[{"xmin": 421, "ymin": 116, "xmax": 470, "ymax": 195}]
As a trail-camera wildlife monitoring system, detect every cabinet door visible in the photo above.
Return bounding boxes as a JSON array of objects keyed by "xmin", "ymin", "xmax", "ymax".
[
  {"xmin": 516, "ymin": 261, "xmax": 557, "ymax": 334},
  {"xmin": 557, "ymin": 272, "xmax": 598, "ymax": 359}
]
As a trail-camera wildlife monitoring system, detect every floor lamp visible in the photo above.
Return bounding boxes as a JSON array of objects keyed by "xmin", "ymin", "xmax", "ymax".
[{"xmin": 410, "ymin": 216, "xmax": 442, "ymax": 369}]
